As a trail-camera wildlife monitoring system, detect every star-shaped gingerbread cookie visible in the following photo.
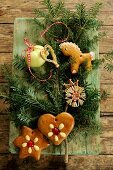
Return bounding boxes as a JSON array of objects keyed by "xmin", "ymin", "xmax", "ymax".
[{"xmin": 13, "ymin": 126, "xmax": 49, "ymax": 160}]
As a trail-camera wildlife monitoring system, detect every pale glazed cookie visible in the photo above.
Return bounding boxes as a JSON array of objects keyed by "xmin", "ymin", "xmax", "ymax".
[
  {"xmin": 13, "ymin": 126, "xmax": 49, "ymax": 160},
  {"xmin": 38, "ymin": 112, "xmax": 75, "ymax": 145}
]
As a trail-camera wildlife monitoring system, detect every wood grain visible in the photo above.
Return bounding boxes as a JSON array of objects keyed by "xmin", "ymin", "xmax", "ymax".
[
  {"xmin": 0, "ymin": 115, "xmax": 9, "ymax": 154},
  {"xmin": 0, "ymin": 84, "xmax": 113, "ymax": 114},
  {"xmin": 0, "ymin": 24, "xmax": 13, "ymax": 53},
  {"xmin": 0, "ymin": 154, "xmax": 113, "ymax": 170},
  {"xmin": 0, "ymin": 0, "xmax": 113, "ymax": 25},
  {"xmin": 0, "ymin": 0, "xmax": 113, "ymax": 169},
  {"xmin": 0, "ymin": 54, "xmax": 113, "ymax": 83},
  {"xmin": 0, "ymin": 95, "xmax": 112, "ymax": 114},
  {"xmin": 0, "ymin": 115, "xmax": 113, "ymax": 155},
  {"xmin": 0, "ymin": 24, "xmax": 113, "ymax": 53}
]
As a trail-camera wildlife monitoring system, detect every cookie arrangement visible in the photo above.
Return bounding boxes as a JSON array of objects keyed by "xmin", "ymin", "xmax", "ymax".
[
  {"xmin": 14, "ymin": 112, "xmax": 75, "ymax": 160},
  {"xmin": 13, "ymin": 40, "xmax": 94, "ymax": 161},
  {"xmin": 1, "ymin": 1, "xmax": 105, "ymax": 163}
]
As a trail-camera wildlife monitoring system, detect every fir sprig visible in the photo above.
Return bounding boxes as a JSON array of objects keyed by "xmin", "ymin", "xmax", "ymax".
[{"xmin": 1, "ymin": 1, "xmax": 105, "ymax": 135}]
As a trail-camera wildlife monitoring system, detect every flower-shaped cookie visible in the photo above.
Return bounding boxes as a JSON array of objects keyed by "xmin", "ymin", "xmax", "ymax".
[
  {"xmin": 38, "ymin": 112, "xmax": 74, "ymax": 145},
  {"xmin": 13, "ymin": 126, "xmax": 49, "ymax": 160}
]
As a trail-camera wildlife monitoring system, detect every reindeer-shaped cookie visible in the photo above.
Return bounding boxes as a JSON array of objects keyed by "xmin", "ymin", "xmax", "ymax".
[{"xmin": 59, "ymin": 42, "xmax": 95, "ymax": 74}]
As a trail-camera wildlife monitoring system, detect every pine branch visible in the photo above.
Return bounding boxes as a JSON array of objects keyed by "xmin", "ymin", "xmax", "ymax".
[
  {"xmin": 44, "ymin": 0, "xmax": 55, "ymax": 17},
  {"xmin": 2, "ymin": 1, "xmax": 105, "ymax": 134},
  {"xmin": 89, "ymin": 2, "xmax": 102, "ymax": 18}
]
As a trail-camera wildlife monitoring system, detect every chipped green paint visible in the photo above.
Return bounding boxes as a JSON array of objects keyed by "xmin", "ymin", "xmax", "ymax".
[{"xmin": 9, "ymin": 18, "xmax": 100, "ymax": 155}]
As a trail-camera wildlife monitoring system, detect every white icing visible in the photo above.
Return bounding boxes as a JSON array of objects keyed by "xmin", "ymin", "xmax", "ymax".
[
  {"xmin": 48, "ymin": 132, "xmax": 53, "ymax": 137},
  {"xmin": 59, "ymin": 123, "xmax": 64, "ymax": 130},
  {"xmin": 25, "ymin": 135, "xmax": 30, "ymax": 141},
  {"xmin": 34, "ymin": 137, "xmax": 38, "ymax": 143},
  {"xmin": 22, "ymin": 143, "xmax": 27, "ymax": 147},
  {"xmin": 60, "ymin": 132, "xmax": 66, "ymax": 138},
  {"xmin": 28, "ymin": 147, "xmax": 32, "ymax": 154},
  {"xmin": 34, "ymin": 145, "xmax": 39, "ymax": 151},
  {"xmin": 49, "ymin": 124, "xmax": 54, "ymax": 129},
  {"xmin": 59, "ymin": 42, "xmax": 82, "ymax": 52},
  {"xmin": 54, "ymin": 135, "xmax": 59, "ymax": 142},
  {"xmin": 90, "ymin": 52, "xmax": 95, "ymax": 60}
]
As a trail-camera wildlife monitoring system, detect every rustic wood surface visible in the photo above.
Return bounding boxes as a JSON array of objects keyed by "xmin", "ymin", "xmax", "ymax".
[{"xmin": 0, "ymin": 0, "xmax": 113, "ymax": 169}]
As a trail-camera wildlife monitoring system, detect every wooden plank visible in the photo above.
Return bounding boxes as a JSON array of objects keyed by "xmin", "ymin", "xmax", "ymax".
[
  {"xmin": 0, "ymin": 25, "xmax": 113, "ymax": 53},
  {"xmin": 0, "ymin": 53, "xmax": 113, "ymax": 84},
  {"xmin": 0, "ymin": 83, "xmax": 113, "ymax": 115},
  {"xmin": 10, "ymin": 18, "xmax": 100, "ymax": 155},
  {"xmin": 0, "ymin": 99, "xmax": 9, "ymax": 114},
  {"xmin": 0, "ymin": 83, "xmax": 9, "ymax": 114},
  {"xmin": 101, "ymin": 116, "xmax": 113, "ymax": 138},
  {"xmin": 101, "ymin": 98, "xmax": 113, "ymax": 113},
  {"xmin": 0, "ymin": 53, "xmax": 12, "ymax": 64},
  {"xmin": 10, "ymin": 18, "xmax": 87, "ymax": 155},
  {"xmin": 0, "ymin": 154, "xmax": 9, "ymax": 170},
  {"xmin": 0, "ymin": 115, "xmax": 9, "ymax": 154},
  {"xmin": 0, "ymin": 93, "xmax": 112, "ymax": 114},
  {"xmin": 65, "ymin": 0, "xmax": 113, "ymax": 12},
  {"xmin": 0, "ymin": 24, "xmax": 13, "ymax": 53},
  {"xmin": 100, "ymin": 65, "xmax": 113, "ymax": 84},
  {"xmin": 101, "ymin": 138, "xmax": 113, "ymax": 154},
  {"xmin": 100, "ymin": 26, "xmax": 113, "ymax": 53},
  {"xmin": 0, "ymin": 0, "xmax": 113, "ymax": 24},
  {"xmin": 0, "ymin": 154, "xmax": 113, "ymax": 170},
  {"xmin": 100, "ymin": 116, "xmax": 113, "ymax": 155},
  {"xmin": 0, "ymin": 83, "xmax": 113, "ymax": 113},
  {"xmin": 99, "ymin": 11, "xmax": 113, "ymax": 26},
  {"xmin": 0, "ymin": 53, "xmax": 12, "ymax": 83},
  {"xmin": 84, "ymin": 29, "xmax": 100, "ymax": 154},
  {"xmin": 0, "ymin": 115, "xmax": 113, "ymax": 155},
  {"xmin": 0, "ymin": 0, "xmax": 112, "ymax": 169}
]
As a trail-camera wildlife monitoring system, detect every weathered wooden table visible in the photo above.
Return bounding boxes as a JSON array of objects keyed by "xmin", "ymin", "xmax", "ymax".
[{"xmin": 0, "ymin": 0, "xmax": 113, "ymax": 169}]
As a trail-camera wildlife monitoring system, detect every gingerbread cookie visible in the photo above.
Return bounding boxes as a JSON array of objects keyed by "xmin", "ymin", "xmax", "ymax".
[
  {"xmin": 38, "ymin": 112, "xmax": 75, "ymax": 145},
  {"xmin": 13, "ymin": 126, "xmax": 49, "ymax": 160},
  {"xmin": 59, "ymin": 42, "xmax": 95, "ymax": 74}
]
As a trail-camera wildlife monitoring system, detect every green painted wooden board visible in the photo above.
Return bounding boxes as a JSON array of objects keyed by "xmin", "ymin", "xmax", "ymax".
[{"xmin": 9, "ymin": 18, "xmax": 100, "ymax": 155}]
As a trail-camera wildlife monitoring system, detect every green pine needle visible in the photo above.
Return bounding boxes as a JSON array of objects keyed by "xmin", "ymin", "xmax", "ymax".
[{"xmin": 1, "ymin": 1, "xmax": 110, "ymax": 139}]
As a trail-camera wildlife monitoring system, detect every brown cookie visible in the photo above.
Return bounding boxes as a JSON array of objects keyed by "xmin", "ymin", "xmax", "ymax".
[
  {"xmin": 38, "ymin": 112, "xmax": 75, "ymax": 145},
  {"xmin": 13, "ymin": 126, "xmax": 49, "ymax": 160}
]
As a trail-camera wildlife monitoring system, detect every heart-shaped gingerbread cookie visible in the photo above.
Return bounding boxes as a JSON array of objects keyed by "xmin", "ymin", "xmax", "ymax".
[{"xmin": 38, "ymin": 112, "xmax": 75, "ymax": 145}]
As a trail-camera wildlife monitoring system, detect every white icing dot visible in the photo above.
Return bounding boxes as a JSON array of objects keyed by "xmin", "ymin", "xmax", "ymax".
[
  {"xmin": 90, "ymin": 52, "xmax": 95, "ymax": 60},
  {"xmin": 25, "ymin": 135, "xmax": 30, "ymax": 141},
  {"xmin": 34, "ymin": 137, "xmax": 38, "ymax": 143},
  {"xmin": 60, "ymin": 132, "xmax": 66, "ymax": 138},
  {"xmin": 54, "ymin": 135, "xmax": 59, "ymax": 142},
  {"xmin": 28, "ymin": 147, "xmax": 32, "ymax": 154},
  {"xmin": 48, "ymin": 132, "xmax": 53, "ymax": 137},
  {"xmin": 49, "ymin": 124, "xmax": 54, "ymax": 129},
  {"xmin": 34, "ymin": 145, "xmax": 39, "ymax": 151},
  {"xmin": 22, "ymin": 143, "xmax": 27, "ymax": 147},
  {"xmin": 59, "ymin": 123, "xmax": 64, "ymax": 130}
]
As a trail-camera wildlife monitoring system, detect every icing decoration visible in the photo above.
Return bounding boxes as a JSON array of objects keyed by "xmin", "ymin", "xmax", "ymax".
[
  {"xmin": 13, "ymin": 126, "xmax": 49, "ymax": 160},
  {"xmin": 59, "ymin": 42, "xmax": 95, "ymax": 74},
  {"xmin": 38, "ymin": 112, "xmax": 74, "ymax": 145},
  {"xmin": 47, "ymin": 123, "xmax": 66, "ymax": 142},
  {"xmin": 21, "ymin": 136, "xmax": 39, "ymax": 154},
  {"xmin": 64, "ymin": 79, "xmax": 86, "ymax": 107}
]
